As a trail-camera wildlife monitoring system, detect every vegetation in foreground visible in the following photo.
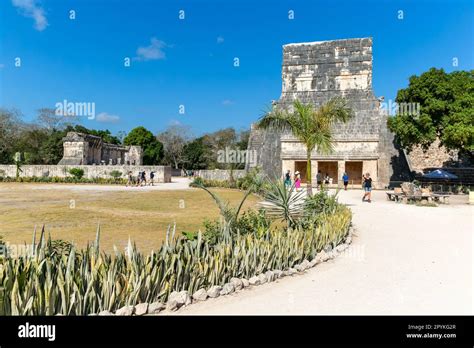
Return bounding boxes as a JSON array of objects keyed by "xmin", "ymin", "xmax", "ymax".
[{"xmin": 0, "ymin": 182, "xmax": 351, "ymax": 315}]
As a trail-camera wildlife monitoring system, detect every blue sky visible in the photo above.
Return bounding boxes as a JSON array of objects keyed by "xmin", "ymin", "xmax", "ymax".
[{"xmin": 1, "ymin": 0, "xmax": 473, "ymax": 137}]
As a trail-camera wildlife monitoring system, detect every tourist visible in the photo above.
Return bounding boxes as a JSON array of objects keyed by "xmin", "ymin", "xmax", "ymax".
[
  {"xmin": 136, "ymin": 171, "xmax": 142, "ymax": 187},
  {"xmin": 324, "ymin": 173, "xmax": 330, "ymax": 185},
  {"xmin": 150, "ymin": 171, "xmax": 155, "ymax": 186},
  {"xmin": 294, "ymin": 171, "xmax": 301, "ymax": 191},
  {"xmin": 362, "ymin": 172, "xmax": 372, "ymax": 203},
  {"xmin": 141, "ymin": 171, "xmax": 147, "ymax": 186},
  {"xmin": 284, "ymin": 170, "xmax": 292, "ymax": 188},
  {"xmin": 342, "ymin": 172, "xmax": 349, "ymax": 190},
  {"xmin": 126, "ymin": 171, "xmax": 133, "ymax": 187},
  {"xmin": 316, "ymin": 170, "xmax": 322, "ymax": 190}
]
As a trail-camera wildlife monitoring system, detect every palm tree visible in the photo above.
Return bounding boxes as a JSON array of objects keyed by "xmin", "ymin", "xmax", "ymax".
[{"xmin": 256, "ymin": 97, "xmax": 353, "ymax": 195}]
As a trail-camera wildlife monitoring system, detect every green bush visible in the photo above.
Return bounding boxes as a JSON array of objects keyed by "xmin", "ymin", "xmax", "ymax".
[
  {"xmin": 304, "ymin": 188, "xmax": 340, "ymax": 216},
  {"xmin": 109, "ymin": 170, "xmax": 123, "ymax": 180},
  {"xmin": 68, "ymin": 168, "xmax": 85, "ymax": 180},
  {"xmin": 190, "ymin": 168, "xmax": 268, "ymax": 194}
]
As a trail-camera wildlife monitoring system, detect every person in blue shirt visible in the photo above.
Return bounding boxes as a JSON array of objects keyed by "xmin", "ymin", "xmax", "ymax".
[{"xmin": 342, "ymin": 172, "xmax": 349, "ymax": 190}]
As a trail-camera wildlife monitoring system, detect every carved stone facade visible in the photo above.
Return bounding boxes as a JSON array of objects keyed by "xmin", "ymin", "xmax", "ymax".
[
  {"xmin": 247, "ymin": 38, "xmax": 410, "ymax": 188},
  {"xmin": 58, "ymin": 132, "xmax": 143, "ymax": 165}
]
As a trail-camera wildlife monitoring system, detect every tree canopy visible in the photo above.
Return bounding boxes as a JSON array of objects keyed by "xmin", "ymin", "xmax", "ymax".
[
  {"xmin": 387, "ymin": 68, "xmax": 474, "ymax": 155},
  {"xmin": 124, "ymin": 126, "xmax": 164, "ymax": 165}
]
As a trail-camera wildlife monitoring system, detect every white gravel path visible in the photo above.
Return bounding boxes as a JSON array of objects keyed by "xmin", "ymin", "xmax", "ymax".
[{"xmin": 174, "ymin": 189, "xmax": 473, "ymax": 315}]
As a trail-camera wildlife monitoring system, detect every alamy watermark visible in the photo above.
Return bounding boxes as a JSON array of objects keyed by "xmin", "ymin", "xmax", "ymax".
[
  {"xmin": 217, "ymin": 147, "xmax": 257, "ymax": 165},
  {"xmin": 379, "ymin": 99, "xmax": 420, "ymax": 117},
  {"xmin": 55, "ymin": 99, "xmax": 96, "ymax": 119}
]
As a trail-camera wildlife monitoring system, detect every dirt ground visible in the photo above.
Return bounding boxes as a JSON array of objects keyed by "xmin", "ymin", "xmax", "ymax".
[
  {"xmin": 174, "ymin": 189, "xmax": 473, "ymax": 315},
  {"xmin": 0, "ymin": 178, "xmax": 258, "ymax": 253}
]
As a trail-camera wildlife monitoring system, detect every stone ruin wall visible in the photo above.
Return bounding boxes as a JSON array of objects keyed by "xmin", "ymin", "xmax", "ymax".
[
  {"xmin": 59, "ymin": 132, "xmax": 143, "ymax": 165},
  {"xmin": 406, "ymin": 139, "xmax": 460, "ymax": 173},
  {"xmin": 248, "ymin": 38, "xmax": 411, "ymax": 186},
  {"xmin": 0, "ymin": 165, "xmax": 171, "ymax": 182}
]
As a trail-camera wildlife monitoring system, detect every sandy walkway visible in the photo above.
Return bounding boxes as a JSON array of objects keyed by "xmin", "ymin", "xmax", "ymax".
[{"xmin": 175, "ymin": 189, "xmax": 473, "ymax": 315}]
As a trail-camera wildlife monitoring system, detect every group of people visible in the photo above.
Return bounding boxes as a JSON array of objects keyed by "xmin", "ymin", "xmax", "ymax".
[
  {"xmin": 126, "ymin": 170, "xmax": 155, "ymax": 187},
  {"xmin": 316, "ymin": 171, "xmax": 337, "ymax": 187},
  {"xmin": 283, "ymin": 168, "xmax": 373, "ymax": 202},
  {"xmin": 284, "ymin": 170, "xmax": 302, "ymax": 190}
]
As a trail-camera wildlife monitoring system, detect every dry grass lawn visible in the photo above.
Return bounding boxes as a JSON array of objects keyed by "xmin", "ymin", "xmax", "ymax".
[{"xmin": 0, "ymin": 183, "xmax": 259, "ymax": 253}]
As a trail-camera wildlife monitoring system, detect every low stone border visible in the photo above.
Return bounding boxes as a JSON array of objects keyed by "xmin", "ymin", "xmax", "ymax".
[{"xmin": 98, "ymin": 227, "xmax": 354, "ymax": 316}]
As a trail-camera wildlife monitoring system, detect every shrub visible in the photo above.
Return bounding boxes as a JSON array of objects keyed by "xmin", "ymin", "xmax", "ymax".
[
  {"xmin": 109, "ymin": 170, "xmax": 123, "ymax": 182},
  {"xmin": 68, "ymin": 168, "xmax": 85, "ymax": 180},
  {"xmin": 304, "ymin": 188, "xmax": 340, "ymax": 216}
]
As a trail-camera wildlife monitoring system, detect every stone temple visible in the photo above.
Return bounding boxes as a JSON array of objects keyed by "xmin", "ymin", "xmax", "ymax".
[
  {"xmin": 247, "ymin": 37, "xmax": 410, "ymax": 188},
  {"xmin": 58, "ymin": 132, "xmax": 143, "ymax": 165}
]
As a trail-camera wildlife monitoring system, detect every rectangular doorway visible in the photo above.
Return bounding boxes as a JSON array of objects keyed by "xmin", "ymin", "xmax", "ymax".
[
  {"xmin": 345, "ymin": 161, "xmax": 363, "ymax": 185},
  {"xmin": 294, "ymin": 161, "xmax": 307, "ymax": 183},
  {"xmin": 317, "ymin": 161, "xmax": 338, "ymax": 184}
]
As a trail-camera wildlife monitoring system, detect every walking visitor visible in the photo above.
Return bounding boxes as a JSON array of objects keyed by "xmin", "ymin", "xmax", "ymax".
[
  {"xmin": 136, "ymin": 171, "xmax": 142, "ymax": 187},
  {"xmin": 150, "ymin": 171, "xmax": 155, "ymax": 186},
  {"xmin": 126, "ymin": 171, "xmax": 133, "ymax": 187},
  {"xmin": 294, "ymin": 171, "xmax": 301, "ymax": 191},
  {"xmin": 284, "ymin": 170, "xmax": 292, "ymax": 188},
  {"xmin": 316, "ymin": 170, "xmax": 322, "ymax": 190},
  {"xmin": 342, "ymin": 172, "xmax": 349, "ymax": 190},
  {"xmin": 362, "ymin": 172, "xmax": 372, "ymax": 203}
]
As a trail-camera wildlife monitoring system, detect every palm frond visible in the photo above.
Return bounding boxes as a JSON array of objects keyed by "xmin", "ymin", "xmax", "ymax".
[{"xmin": 256, "ymin": 106, "xmax": 292, "ymax": 132}]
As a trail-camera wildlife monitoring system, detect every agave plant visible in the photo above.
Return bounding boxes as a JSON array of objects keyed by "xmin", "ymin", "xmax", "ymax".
[
  {"xmin": 0, "ymin": 206, "xmax": 351, "ymax": 316},
  {"xmin": 257, "ymin": 179, "xmax": 306, "ymax": 228}
]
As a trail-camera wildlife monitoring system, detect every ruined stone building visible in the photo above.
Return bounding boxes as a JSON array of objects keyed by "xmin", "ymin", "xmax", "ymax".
[
  {"xmin": 58, "ymin": 132, "xmax": 143, "ymax": 165},
  {"xmin": 247, "ymin": 37, "xmax": 410, "ymax": 188}
]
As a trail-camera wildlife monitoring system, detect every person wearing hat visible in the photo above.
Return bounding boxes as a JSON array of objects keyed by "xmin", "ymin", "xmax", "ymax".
[{"xmin": 294, "ymin": 171, "xmax": 301, "ymax": 191}]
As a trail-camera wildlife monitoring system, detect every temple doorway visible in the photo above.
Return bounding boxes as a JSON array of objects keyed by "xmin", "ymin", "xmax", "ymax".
[{"xmin": 294, "ymin": 161, "xmax": 308, "ymax": 183}]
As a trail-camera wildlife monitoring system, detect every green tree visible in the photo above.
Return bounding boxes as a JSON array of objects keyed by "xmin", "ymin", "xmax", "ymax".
[
  {"xmin": 388, "ymin": 68, "xmax": 474, "ymax": 156},
  {"xmin": 70, "ymin": 125, "xmax": 121, "ymax": 144},
  {"xmin": 123, "ymin": 126, "xmax": 164, "ymax": 165},
  {"xmin": 182, "ymin": 137, "xmax": 211, "ymax": 169},
  {"xmin": 0, "ymin": 108, "xmax": 23, "ymax": 164},
  {"xmin": 256, "ymin": 98, "xmax": 353, "ymax": 195},
  {"xmin": 39, "ymin": 129, "xmax": 67, "ymax": 164}
]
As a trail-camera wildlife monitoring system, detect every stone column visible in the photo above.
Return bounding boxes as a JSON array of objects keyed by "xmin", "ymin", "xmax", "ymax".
[{"xmin": 337, "ymin": 161, "xmax": 345, "ymax": 188}]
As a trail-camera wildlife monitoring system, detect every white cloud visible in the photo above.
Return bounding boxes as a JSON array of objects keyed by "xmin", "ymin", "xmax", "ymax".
[
  {"xmin": 12, "ymin": 0, "xmax": 48, "ymax": 31},
  {"xmin": 217, "ymin": 36, "xmax": 224, "ymax": 44},
  {"xmin": 96, "ymin": 112, "xmax": 120, "ymax": 123},
  {"xmin": 134, "ymin": 38, "xmax": 167, "ymax": 61},
  {"xmin": 222, "ymin": 99, "xmax": 234, "ymax": 106}
]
